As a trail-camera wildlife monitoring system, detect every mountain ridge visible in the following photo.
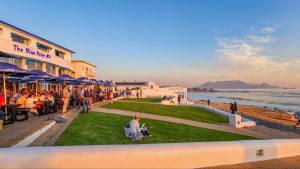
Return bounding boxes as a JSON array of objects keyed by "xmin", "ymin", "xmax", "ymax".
[{"xmin": 197, "ymin": 80, "xmax": 279, "ymax": 89}]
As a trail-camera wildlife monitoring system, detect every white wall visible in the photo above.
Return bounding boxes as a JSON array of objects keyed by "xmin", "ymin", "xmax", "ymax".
[{"xmin": 0, "ymin": 139, "xmax": 299, "ymax": 168}]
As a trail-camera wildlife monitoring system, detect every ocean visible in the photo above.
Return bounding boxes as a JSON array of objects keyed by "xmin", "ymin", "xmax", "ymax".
[{"xmin": 188, "ymin": 89, "xmax": 300, "ymax": 113}]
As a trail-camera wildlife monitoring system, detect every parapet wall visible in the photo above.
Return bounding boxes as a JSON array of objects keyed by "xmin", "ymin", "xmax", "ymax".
[{"xmin": 0, "ymin": 139, "xmax": 299, "ymax": 168}]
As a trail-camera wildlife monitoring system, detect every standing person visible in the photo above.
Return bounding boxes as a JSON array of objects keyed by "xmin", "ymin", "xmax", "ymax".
[
  {"xmin": 74, "ymin": 87, "xmax": 81, "ymax": 109},
  {"xmin": 62, "ymin": 85, "xmax": 70, "ymax": 114},
  {"xmin": 140, "ymin": 90, "xmax": 143, "ymax": 98},
  {"xmin": 207, "ymin": 99, "xmax": 211, "ymax": 106},
  {"xmin": 233, "ymin": 101, "xmax": 238, "ymax": 114},
  {"xmin": 108, "ymin": 90, "xmax": 113, "ymax": 103},
  {"xmin": 177, "ymin": 95, "xmax": 181, "ymax": 106},
  {"xmin": 294, "ymin": 111, "xmax": 300, "ymax": 129},
  {"xmin": 230, "ymin": 103, "xmax": 235, "ymax": 114},
  {"xmin": 136, "ymin": 91, "xmax": 140, "ymax": 98},
  {"xmin": 81, "ymin": 87, "xmax": 90, "ymax": 113}
]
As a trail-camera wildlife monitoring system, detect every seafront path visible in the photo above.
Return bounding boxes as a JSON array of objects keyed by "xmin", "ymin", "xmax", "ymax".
[
  {"xmin": 194, "ymin": 100, "xmax": 297, "ymax": 126},
  {"xmin": 92, "ymin": 107, "xmax": 300, "ymax": 139}
]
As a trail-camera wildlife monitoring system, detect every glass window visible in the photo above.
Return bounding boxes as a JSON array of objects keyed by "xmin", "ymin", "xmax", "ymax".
[
  {"xmin": 36, "ymin": 62, "xmax": 42, "ymax": 71},
  {"xmin": 0, "ymin": 28, "xmax": 2, "ymax": 35},
  {"xmin": 46, "ymin": 63, "xmax": 52, "ymax": 73},
  {"xmin": 11, "ymin": 33, "xmax": 30, "ymax": 45},
  {"xmin": 55, "ymin": 50, "xmax": 65, "ymax": 59},
  {"xmin": 26, "ymin": 59, "xmax": 36, "ymax": 70},
  {"xmin": 36, "ymin": 42, "xmax": 51, "ymax": 52}
]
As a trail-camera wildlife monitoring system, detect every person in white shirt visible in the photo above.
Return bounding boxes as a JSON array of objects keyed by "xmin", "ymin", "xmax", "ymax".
[
  {"xmin": 26, "ymin": 94, "xmax": 38, "ymax": 114},
  {"xmin": 129, "ymin": 114, "xmax": 145, "ymax": 139}
]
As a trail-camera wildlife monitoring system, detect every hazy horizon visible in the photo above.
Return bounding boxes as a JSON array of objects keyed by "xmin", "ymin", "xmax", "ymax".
[{"xmin": 1, "ymin": 0, "xmax": 299, "ymax": 88}]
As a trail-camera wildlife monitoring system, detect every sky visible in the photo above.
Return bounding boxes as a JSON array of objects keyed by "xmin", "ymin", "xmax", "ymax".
[{"xmin": 1, "ymin": 0, "xmax": 300, "ymax": 87}]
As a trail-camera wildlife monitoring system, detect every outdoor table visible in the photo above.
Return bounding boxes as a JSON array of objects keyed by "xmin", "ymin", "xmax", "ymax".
[
  {"xmin": 3, "ymin": 104, "xmax": 21, "ymax": 124},
  {"xmin": 15, "ymin": 107, "xmax": 30, "ymax": 121}
]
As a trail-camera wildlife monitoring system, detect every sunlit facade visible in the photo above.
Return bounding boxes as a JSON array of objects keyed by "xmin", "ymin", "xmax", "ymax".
[
  {"xmin": 72, "ymin": 60, "xmax": 96, "ymax": 79},
  {"xmin": 0, "ymin": 20, "xmax": 75, "ymax": 77}
]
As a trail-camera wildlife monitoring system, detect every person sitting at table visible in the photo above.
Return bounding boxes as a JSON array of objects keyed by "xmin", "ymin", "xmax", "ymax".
[
  {"xmin": 26, "ymin": 94, "xmax": 38, "ymax": 114},
  {"xmin": 16, "ymin": 93, "xmax": 29, "ymax": 108},
  {"xmin": 0, "ymin": 90, "xmax": 5, "ymax": 107},
  {"xmin": 45, "ymin": 93, "xmax": 55, "ymax": 106},
  {"xmin": 39, "ymin": 92, "xmax": 46, "ymax": 102}
]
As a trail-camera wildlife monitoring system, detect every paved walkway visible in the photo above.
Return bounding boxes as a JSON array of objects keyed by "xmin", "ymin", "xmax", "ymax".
[
  {"xmin": 0, "ymin": 113, "xmax": 57, "ymax": 148},
  {"xmin": 92, "ymin": 107, "xmax": 300, "ymax": 139},
  {"xmin": 204, "ymin": 155, "xmax": 300, "ymax": 169}
]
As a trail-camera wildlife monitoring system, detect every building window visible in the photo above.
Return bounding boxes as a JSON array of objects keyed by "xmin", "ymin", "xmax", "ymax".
[
  {"xmin": 58, "ymin": 68, "xmax": 64, "ymax": 75},
  {"xmin": 55, "ymin": 50, "xmax": 65, "ymax": 59},
  {"xmin": 26, "ymin": 59, "xmax": 36, "ymax": 70},
  {"xmin": 0, "ymin": 57, "xmax": 21, "ymax": 67},
  {"xmin": 36, "ymin": 62, "xmax": 42, "ymax": 71},
  {"xmin": 36, "ymin": 42, "xmax": 51, "ymax": 52},
  {"xmin": 0, "ymin": 28, "xmax": 2, "ymax": 35},
  {"xmin": 82, "ymin": 65, "xmax": 84, "ymax": 71},
  {"xmin": 11, "ymin": 33, "xmax": 30, "ymax": 45},
  {"xmin": 46, "ymin": 63, "xmax": 52, "ymax": 74}
]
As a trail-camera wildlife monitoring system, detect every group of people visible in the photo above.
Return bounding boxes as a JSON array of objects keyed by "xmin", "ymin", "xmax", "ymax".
[
  {"xmin": 0, "ymin": 85, "xmax": 115, "ymax": 117},
  {"xmin": 0, "ymin": 88, "xmax": 55, "ymax": 115}
]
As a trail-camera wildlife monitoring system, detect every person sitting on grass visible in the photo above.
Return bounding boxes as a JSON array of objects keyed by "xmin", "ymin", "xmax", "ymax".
[
  {"xmin": 125, "ymin": 114, "xmax": 150, "ymax": 141},
  {"xmin": 294, "ymin": 111, "xmax": 300, "ymax": 129}
]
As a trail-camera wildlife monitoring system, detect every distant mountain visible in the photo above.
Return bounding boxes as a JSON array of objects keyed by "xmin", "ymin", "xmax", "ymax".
[{"xmin": 197, "ymin": 80, "xmax": 279, "ymax": 89}]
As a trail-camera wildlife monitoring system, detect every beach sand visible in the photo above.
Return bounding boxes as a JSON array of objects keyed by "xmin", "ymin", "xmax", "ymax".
[{"xmin": 194, "ymin": 100, "xmax": 297, "ymax": 126}]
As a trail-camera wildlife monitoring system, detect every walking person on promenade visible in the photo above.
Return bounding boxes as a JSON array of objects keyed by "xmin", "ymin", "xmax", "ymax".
[
  {"xmin": 207, "ymin": 99, "xmax": 210, "ymax": 106},
  {"xmin": 140, "ymin": 90, "xmax": 143, "ymax": 98},
  {"xmin": 294, "ymin": 111, "xmax": 300, "ymax": 129},
  {"xmin": 136, "ymin": 90, "xmax": 140, "ymax": 98},
  {"xmin": 177, "ymin": 95, "xmax": 181, "ymax": 106},
  {"xmin": 81, "ymin": 87, "xmax": 90, "ymax": 113},
  {"xmin": 74, "ymin": 86, "xmax": 81, "ymax": 109},
  {"xmin": 233, "ymin": 101, "xmax": 238, "ymax": 114},
  {"xmin": 62, "ymin": 85, "xmax": 70, "ymax": 114},
  {"xmin": 230, "ymin": 103, "xmax": 235, "ymax": 114}
]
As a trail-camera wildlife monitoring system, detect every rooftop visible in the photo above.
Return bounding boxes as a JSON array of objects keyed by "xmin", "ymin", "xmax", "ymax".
[{"xmin": 71, "ymin": 60, "xmax": 96, "ymax": 67}]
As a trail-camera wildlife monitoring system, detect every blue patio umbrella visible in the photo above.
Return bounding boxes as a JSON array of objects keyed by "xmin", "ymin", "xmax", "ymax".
[
  {"xmin": 57, "ymin": 74, "xmax": 78, "ymax": 84},
  {"xmin": 0, "ymin": 62, "xmax": 37, "ymax": 105},
  {"xmin": 26, "ymin": 70, "xmax": 58, "ymax": 95},
  {"xmin": 77, "ymin": 77, "xmax": 92, "ymax": 85}
]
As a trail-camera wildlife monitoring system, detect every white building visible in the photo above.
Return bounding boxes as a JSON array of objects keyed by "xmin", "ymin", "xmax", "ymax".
[{"xmin": 116, "ymin": 81, "xmax": 188, "ymax": 104}]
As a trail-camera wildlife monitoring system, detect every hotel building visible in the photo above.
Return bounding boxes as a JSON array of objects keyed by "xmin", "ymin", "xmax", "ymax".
[
  {"xmin": 0, "ymin": 20, "xmax": 75, "ymax": 77},
  {"xmin": 72, "ymin": 60, "xmax": 96, "ymax": 79}
]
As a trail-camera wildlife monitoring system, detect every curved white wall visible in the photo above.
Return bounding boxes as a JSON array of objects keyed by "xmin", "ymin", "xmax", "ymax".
[{"xmin": 0, "ymin": 139, "xmax": 300, "ymax": 168}]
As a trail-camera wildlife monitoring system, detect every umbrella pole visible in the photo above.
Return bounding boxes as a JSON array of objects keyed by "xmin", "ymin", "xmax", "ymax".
[
  {"xmin": 3, "ymin": 73, "xmax": 7, "ymax": 120},
  {"xmin": 3, "ymin": 73, "xmax": 6, "ymax": 104},
  {"xmin": 36, "ymin": 80, "xmax": 38, "ymax": 96}
]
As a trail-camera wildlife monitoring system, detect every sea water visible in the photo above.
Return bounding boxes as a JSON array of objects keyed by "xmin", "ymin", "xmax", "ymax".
[{"xmin": 188, "ymin": 89, "xmax": 300, "ymax": 113}]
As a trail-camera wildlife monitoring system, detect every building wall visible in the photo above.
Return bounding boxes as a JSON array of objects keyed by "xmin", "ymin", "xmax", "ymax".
[
  {"xmin": 72, "ymin": 61, "xmax": 96, "ymax": 79},
  {"xmin": 0, "ymin": 22, "xmax": 73, "ymax": 76}
]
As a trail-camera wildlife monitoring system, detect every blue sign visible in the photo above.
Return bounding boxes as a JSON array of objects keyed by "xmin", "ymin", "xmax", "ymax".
[{"xmin": 13, "ymin": 44, "xmax": 51, "ymax": 59}]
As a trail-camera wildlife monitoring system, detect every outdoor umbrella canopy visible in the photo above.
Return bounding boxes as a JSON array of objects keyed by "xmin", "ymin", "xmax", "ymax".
[
  {"xmin": 57, "ymin": 74, "xmax": 79, "ymax": 84},
  {"xmin": 26, "ymin": 70, "xmax": 58, "ymax": 95},
  {"xmin": 77, "ymin": 77, "xmax": 92, "ymax": 85},
  {"xmin": 0, "ymin": 62, "xmax": 37, "ymax": 104},
  {"xmin": 26, "ymin": 70, "xmax": 57, "ymax": 82}
]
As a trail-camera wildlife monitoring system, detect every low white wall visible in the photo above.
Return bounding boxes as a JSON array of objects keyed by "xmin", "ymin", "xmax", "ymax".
[
  {"xmin": 0, "ymin": 139, "xmax": 299, "ymax": 168},
  {"xmin": 192, "ymin": 104, "xmax": 256, "ymax": 127}
]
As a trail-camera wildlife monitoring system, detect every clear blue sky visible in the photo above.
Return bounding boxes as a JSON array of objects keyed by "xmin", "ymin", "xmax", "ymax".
[{"xmin": 1, "ymin": 0, "xmax": 300, "ymax": 87}]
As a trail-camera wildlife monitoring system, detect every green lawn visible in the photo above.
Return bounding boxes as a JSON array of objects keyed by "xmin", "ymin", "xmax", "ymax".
[
  {"xmin": 103, "ymin": 102, "xmax": 228, "ymax": 124},
  {"xmin": 121, "ymin": 97, "xmax": 162, "ymax": 103},
  {"xmin": 55, "ymin": 112, "xmax": 256, "ymax": 146}
]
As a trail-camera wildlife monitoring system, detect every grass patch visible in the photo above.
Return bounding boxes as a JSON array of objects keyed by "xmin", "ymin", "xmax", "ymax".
[
  {"xmin": 55, "ymin": 112, "xmax": 256, "ymax": 146},
  {"xmin": 122, "ymin": 97, "xmax": 162, "ymax": 103},
  {"xmin": 103, "ymin": 102, "xmax": 228, "ymax": 124}
]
